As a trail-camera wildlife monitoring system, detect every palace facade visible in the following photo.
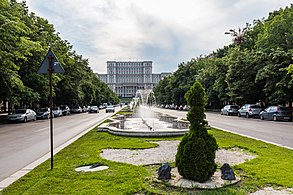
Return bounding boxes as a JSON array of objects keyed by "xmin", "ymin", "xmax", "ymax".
[{"xmin": 98, "ymin": 61, "xmax": 171, "ymax": 98}]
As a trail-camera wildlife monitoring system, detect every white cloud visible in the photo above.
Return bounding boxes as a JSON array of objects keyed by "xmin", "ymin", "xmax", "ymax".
[{"xmin": 25, "ymin": 0, "xmax": 292, "ymax": 73}]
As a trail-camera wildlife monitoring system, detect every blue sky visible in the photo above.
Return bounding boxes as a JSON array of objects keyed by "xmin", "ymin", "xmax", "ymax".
[{"xmin": 24, "ymin": 0, "xmax": 292, "ymax": 74}]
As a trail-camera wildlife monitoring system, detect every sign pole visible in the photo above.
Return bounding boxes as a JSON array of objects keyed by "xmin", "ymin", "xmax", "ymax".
[
  {"xmin": 48, "ymin": 54, "xmax": 54, "ymax": 170},
  {"xmin": 37, "ymin": 48, "xmax": 64, "ymax": 170}
]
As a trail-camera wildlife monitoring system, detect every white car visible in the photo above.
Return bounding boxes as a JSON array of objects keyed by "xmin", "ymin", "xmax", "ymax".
[
  {"xmin": 105, "ymin": 105, "xmax": 115, "ymax": 113},
  {"xmin": 52, "ymin": 107, "xmax": 63, "ymax": 117},
  {"xmin": 6, "ymin": 109, "xmax": 36, "ymax": 123}
]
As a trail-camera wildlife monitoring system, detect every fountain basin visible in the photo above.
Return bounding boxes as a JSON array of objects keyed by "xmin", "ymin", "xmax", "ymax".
[{"xmin": 98, "ymin": 125, "xmax": 188, "ymax": 137}]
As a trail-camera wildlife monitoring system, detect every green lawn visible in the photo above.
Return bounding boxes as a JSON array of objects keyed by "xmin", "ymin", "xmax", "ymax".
[{"xmin": 1, "ymin": 127, "xmax": 293, "ymax": 195}]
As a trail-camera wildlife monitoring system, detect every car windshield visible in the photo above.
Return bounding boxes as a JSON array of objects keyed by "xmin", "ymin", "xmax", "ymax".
[
  {"xmin": 38, "ymin": 108, "xmax": 48, "ymax": 112},
  {"xmin": 91, "ymin": 106, "xmax": 97, "ymax": 109},
  {"xmin": 230, "ymin": 106, "xmax": 239, "ymax": 109},
  {"xmin": 107, "ymin": 105, "xmax": 113, "ymax": 108},
  {"xmin": 14, "ymin": 109, "xmax": 26, "ymax": 114}
]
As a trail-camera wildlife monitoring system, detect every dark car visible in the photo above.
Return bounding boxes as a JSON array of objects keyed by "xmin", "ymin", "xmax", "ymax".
[
  {"xmin": 36, "ymin": 107, "xmax": 51, "ymax": 119},
  {"xmin": 71, "ymin": 106, "xmax": 82, "ymax": 114},
  {"xmin": 60, "ymin": 105, "xmax": 71, "ymax": 116},
  {"xmin": 88, "ymin": 106, "xmax": 99, "ymax": 113},
  {"xmin": 260, "ymin": 106, "xmax": 292, "ymax": 121},
  {"xmin": 238, "ymin": 104, "xmax": 262, "ymax": 118},
  {"xmin": 221, "ymin": 105, "xmax": 239, "ymax": 116}
]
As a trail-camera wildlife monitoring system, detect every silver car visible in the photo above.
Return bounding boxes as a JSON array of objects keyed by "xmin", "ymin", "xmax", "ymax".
[
  {"xmin": 52, "ymin": 107, "xmax": 63, "ymax": 117},
  {"xmin": 6, "ymin": 109, "xmax": 36, "ymax": 123},
  {"xmin": 221, "ymin": 105, "xmax": 239, "ymax": 116},
  {"xmin": 238, "ymin": 104, "xmax": 262, "ymax": 118},
  {"xmin": 105, "ymin": 105, "xmax": 115, "ymax": 113},
  {"xmin": 260, "ymin": 106, "xmax": 292, "ymax": 121}
]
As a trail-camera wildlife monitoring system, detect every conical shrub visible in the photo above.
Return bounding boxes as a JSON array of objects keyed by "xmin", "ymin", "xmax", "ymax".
[{"xmin": 175, "ymin": 81, "xmax": 218, "ymax": 182}]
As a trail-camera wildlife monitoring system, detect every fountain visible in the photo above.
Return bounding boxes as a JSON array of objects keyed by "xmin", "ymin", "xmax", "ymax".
[{"xmin": 98, "ymin": 90, "xmax": 190, "ymax": 137}]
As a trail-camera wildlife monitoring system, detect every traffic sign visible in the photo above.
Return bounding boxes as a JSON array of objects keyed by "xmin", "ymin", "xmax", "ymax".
[
  {"xmin": 37, "ymin": 48, "xmax": 65, "ymax": 170},
  {"xmin": 38, "ymin": 49, "xmax": 65, "ymax": 74}
]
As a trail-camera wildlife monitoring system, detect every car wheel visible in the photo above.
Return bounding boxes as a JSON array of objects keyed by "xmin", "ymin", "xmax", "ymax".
[
  {"xmin": 260, "ymin": 115, "xmax": 264, "ymax": 120},
  {"xmin": 23, "ymin": 117, "xmax": 27, "ymax": 123},
  {"xmin": 273, "ymin": 115, "xmax": 277, "ymax": 121},
  {"xmin": 220, "ymin": 112, "xmax": 223, "ymax": 115},
  {"xmin": 246, "ymin": 113, "xmax": 250, "ymax": 118}
]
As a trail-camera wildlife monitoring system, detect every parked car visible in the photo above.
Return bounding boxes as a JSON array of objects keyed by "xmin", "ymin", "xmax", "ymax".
[
  {"xmin": 82, "ymin": 106, "xmax": 88, "ymax": 112},
  {"xmin": 6, "ymin": 109, "xmax": 36, "ymax": 123},
  {"xmin": 36, "ymin": 107, "xmax": 51, "ymax": 119},
  {"xmin": 238, "ymin": 104, "xmax": 262, "ymax": 118},
  {"xmin": 260, "ymin": 106, "xmax": 292, "ymax": 121},
  {"xmin": 183, "ymin": 105, "xmax": 190, "ymax": 111},
  {"xmin": 105, "ymin": 105, "xmax": 115, "ymax": 113},
  {"xmin": 71, "ymin": 106, "xmax": 82, "ymax": 114},
  {"xmin": 221, "ymin": 105, "xmax": 239, "ymax": 116},
  {"xmin": 165, "ymin": 104, "xmax": 170, "ymax": 109},
  {"xmin": 60, "ymin": 105, "xmax": 71, "ymax": 116},
  {"xmin": 88, "ymin": 106, "xmax": 99, "ymax": 113},
  {"xmin": 52, "ymin": 107, "xmax": 62, "ymax": 117}
]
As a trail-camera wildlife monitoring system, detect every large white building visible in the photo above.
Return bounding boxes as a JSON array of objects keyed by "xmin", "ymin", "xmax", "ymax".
[{"xmin": 98, "ymin": 61, "xmax": 171, "ymax": 98}]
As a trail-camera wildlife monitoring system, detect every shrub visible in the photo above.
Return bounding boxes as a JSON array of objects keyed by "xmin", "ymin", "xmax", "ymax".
[{"xmin": 175, "ymin": 81, "xmax": 218, "ymax": 182}]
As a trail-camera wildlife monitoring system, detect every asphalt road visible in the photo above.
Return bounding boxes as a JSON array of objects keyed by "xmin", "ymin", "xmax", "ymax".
[
  {"xmin": 153, "ymin": 108, "xmax": 293, "ymax": 149},
  {"xmin": 1, "ymin": 107, "xmax": 292, "ymax": 183},
  {"xmin": 0, "ymin": 109, "xmax": 116, "ymax": 182}
]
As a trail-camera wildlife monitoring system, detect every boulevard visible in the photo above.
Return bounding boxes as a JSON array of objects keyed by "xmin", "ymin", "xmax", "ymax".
[
  {"xmin": 153, "ymin": 108, "xmax": 293, "ymax": 149},
  {"xmin": 1, "ymin": 107, "xmax": 293, "ymax": 186},
  {"xmin": 0, "ymin": 109, "xmax": 116, "ymax": 182}
]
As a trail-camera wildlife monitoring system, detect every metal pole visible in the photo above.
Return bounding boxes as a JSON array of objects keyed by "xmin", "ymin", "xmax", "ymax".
[{"xmin": 48, "ymin": 54, "xmax": 54, "ymax": 170}]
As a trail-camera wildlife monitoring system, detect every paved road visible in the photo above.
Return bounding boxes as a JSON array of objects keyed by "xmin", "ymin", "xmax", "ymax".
[
  {"xmin": 153, "ymin": 108, "xmax": 293, "ymax": 149},
  {"xmin": 0, "ymin": 109, "xmax": 116, "ymax": 182}
]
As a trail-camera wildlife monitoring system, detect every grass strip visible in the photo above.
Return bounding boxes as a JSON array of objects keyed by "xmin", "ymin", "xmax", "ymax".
[{"xmin": 1, "ymin": 128, "xmax": 293, "ymax": 195}]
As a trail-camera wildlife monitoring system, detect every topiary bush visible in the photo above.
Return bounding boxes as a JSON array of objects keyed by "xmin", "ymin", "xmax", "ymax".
[{"xmin": 175, "ymin": 81, "xmax": 218, "ymax": 182}]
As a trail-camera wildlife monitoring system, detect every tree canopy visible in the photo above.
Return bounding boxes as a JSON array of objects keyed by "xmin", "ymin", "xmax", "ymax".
[
  {"xmin": 154, "ymin": 4, "xmax": 293, "ymax": 108},
  {"xmin": 0, "ymin": 0, "xmax": 119, "ymax": 111}
]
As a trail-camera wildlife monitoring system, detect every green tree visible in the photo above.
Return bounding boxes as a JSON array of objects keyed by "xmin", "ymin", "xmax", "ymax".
[{"xmin": 175, "ymin": 81, "xmax": 218, "ymax": 182}]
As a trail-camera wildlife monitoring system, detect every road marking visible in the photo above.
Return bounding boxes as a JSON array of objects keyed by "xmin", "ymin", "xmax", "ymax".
[
  {"xmin": 34, "ymin": 127, "xmax": 49, "ymax": 132},
  {"xmin": 211, "ymin": 125, "xmax": 293, "ymax": 151}
]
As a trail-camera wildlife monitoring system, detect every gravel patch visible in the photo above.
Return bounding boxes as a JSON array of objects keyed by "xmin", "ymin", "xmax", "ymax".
[
  {"xmin": 249, "ymin": 187, "xmax": 293, "ymax": 195},
  {"xmin": 216, "ymin": 148, "xmax": 257, "ymax": 166},
  {"xmin": 100, "ymin": 140, "xmax": 291, "ymax": 193},
  {"xmin": 100, "ymin": 140, "xmax": 256, "ymax": 166},
  {"xmin": 100, "ymin": 140, "xmax": 179, "ymax": 165}
]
